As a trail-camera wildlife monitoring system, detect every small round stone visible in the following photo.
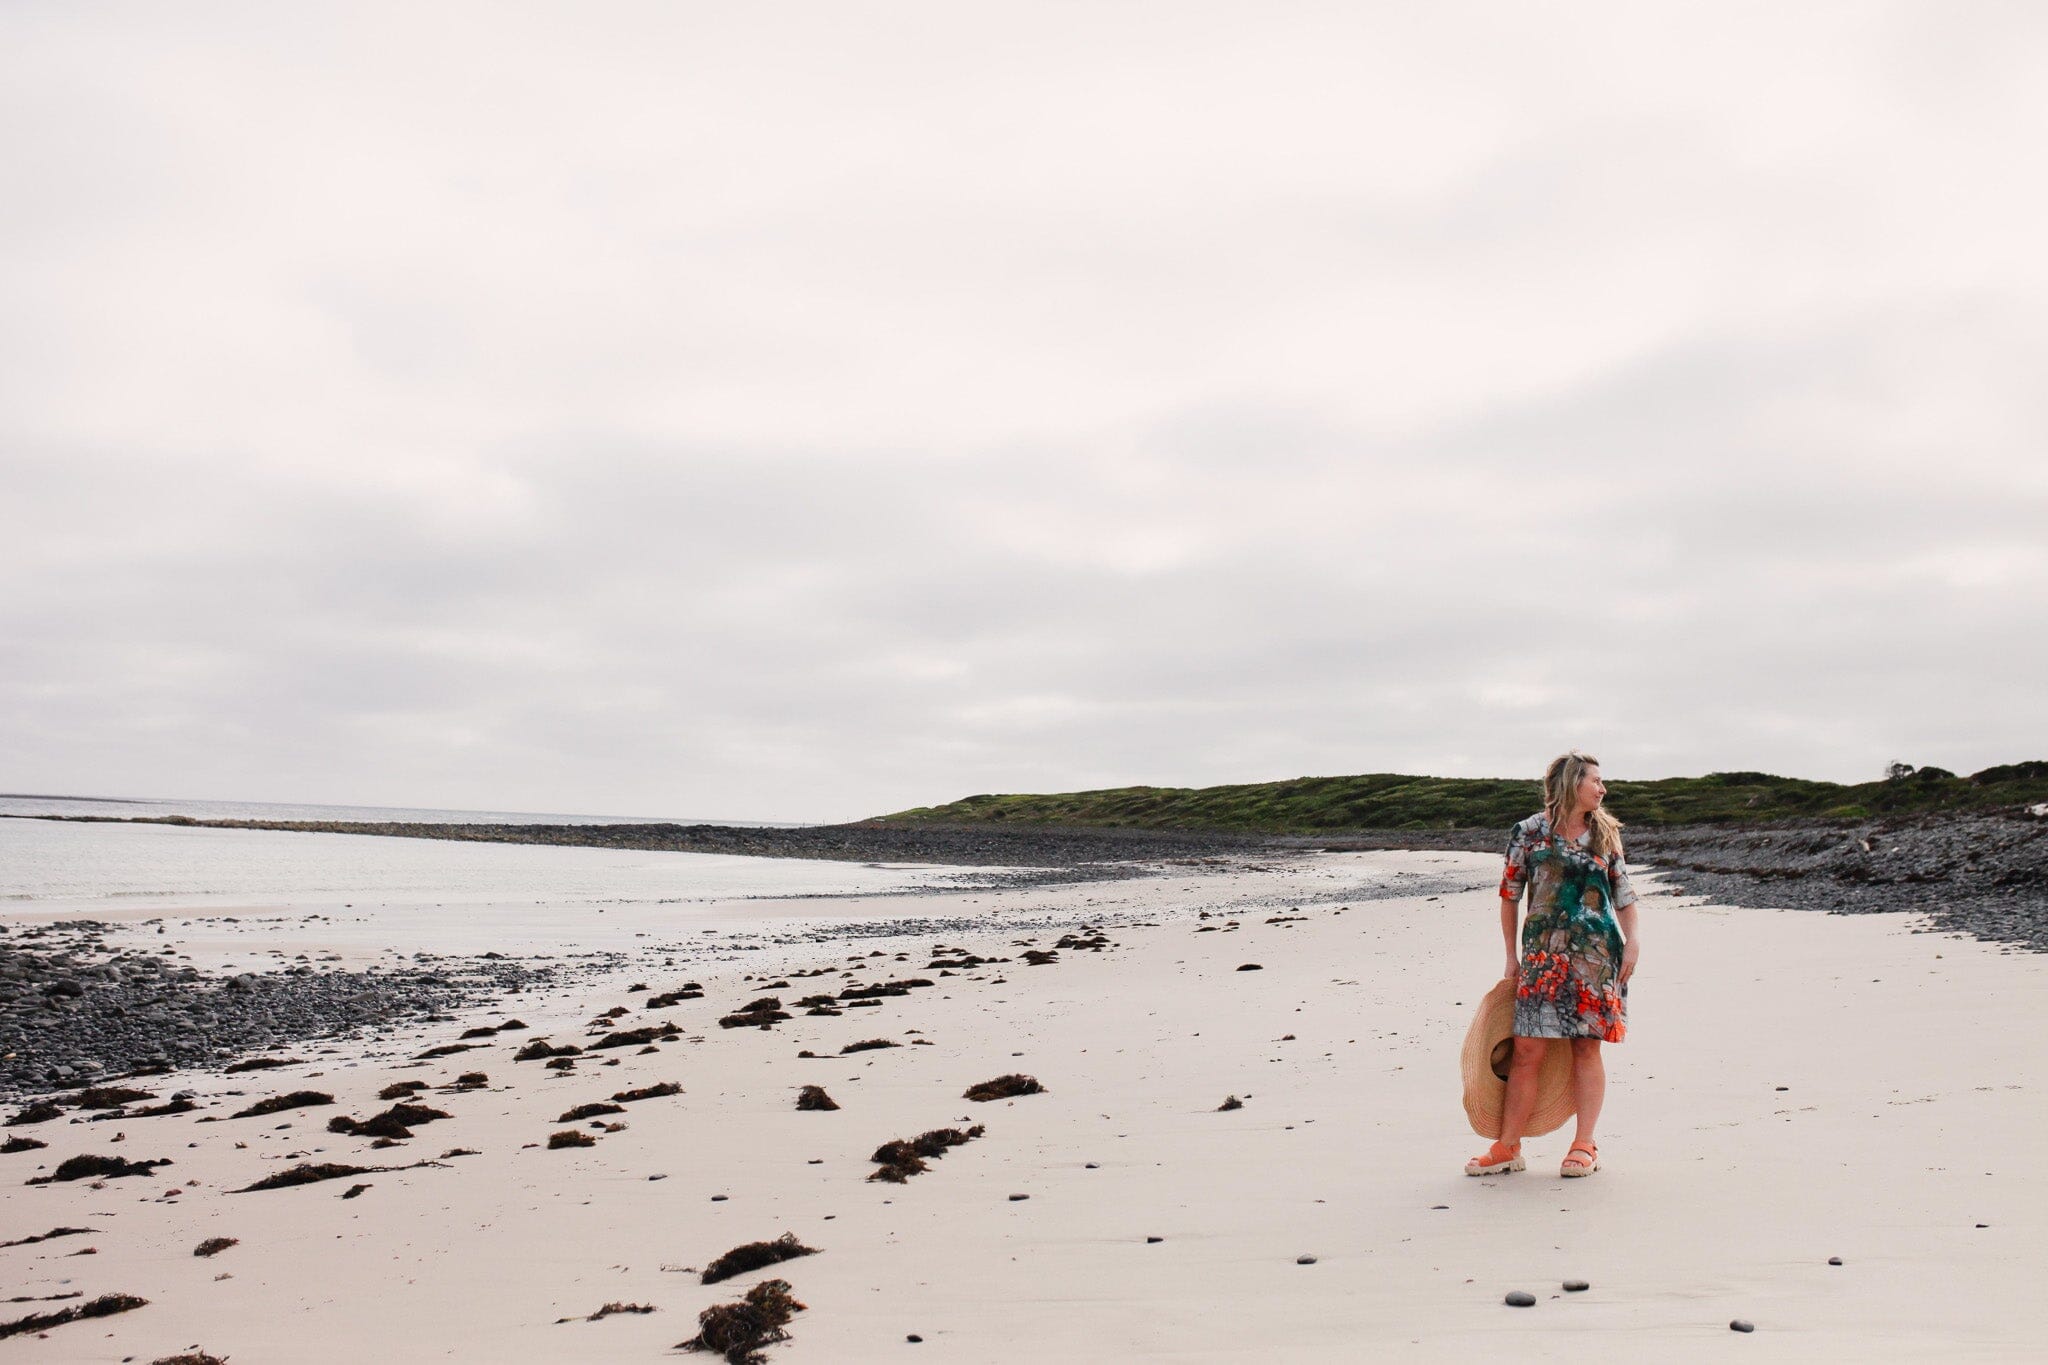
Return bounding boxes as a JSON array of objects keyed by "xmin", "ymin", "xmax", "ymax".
[
  {"xmin": 1296, "ymin": 1255, "xmax": 1317, "ymax": 1265},
  {"xmin": 1505, "ymin": 1291, "xmax": 1536, "ymax": 1308},
  {"xmin": 1562, "ymin": 1279, "xmax": 1589, "ymax": 1292},
  {"xmin": 906, "ymin": 1333, "xmax": 923, "ymax": 1343},
  {"xmin": 1827, "ymin": 1257, "xmax": 1842, "ymax": 1266},
  {"xmin": 1146, "ymin": 1236, "xmax": 1163, "ymax": 1243},
  {"xmin": 1730, "ymin": 1319, "xmax": 1755, "ymax": 1333}
]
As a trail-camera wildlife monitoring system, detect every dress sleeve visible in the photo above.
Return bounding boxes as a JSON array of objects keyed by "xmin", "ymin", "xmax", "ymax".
[
  {"xmin": 1610, "ymin": 845, "xmax": 1639, "ymax": 911},
  {"xmin": 1498, "ymin": 821, "xmax": 1530, "ymax": 903}
]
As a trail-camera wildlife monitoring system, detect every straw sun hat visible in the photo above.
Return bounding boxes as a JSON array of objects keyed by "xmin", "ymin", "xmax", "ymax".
[{"xmin": 1460, "ymin": 978, "xmax": 1576, "ymax": 1138}]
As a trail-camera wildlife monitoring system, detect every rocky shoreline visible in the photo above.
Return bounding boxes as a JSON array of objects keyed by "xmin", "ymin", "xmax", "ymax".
[{"xmin": 0, "ymin": 919, "xmax": 560, "ymax": 1099}]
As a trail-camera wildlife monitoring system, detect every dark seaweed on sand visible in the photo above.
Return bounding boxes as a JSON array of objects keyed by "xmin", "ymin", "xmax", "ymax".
[
  {"xmin": 589, "ymin": 1022, "xmax": 680, "ymax": 1050},
  {"xmin": 28, "ymin": 1153, "xmax": 172, "ymax": 1184},
  {"xmin": 66, "ymin": 1085, "xmax": 156, "ymax": 1109},
  {"xmin": 718, "ymin": 998, "xmax": 792, "ymax": 1030},
  {"xmin": 548, "ymin": 1129, "xmax": 597, "ymax": 1149},
  {"xmin": 645, "ymin": 986, "xmax": 704, "ymax": 1008},
  {"xmin": 867, "ymin": 1125, "xmax": 985, "ymax": 1183},
  {"xmin": 556, "ymin": 1301, "xmax": 657, "ymax": 1323},
  {"xmin": 101, "ymin": 1097, "xmax": 198, "ymax": 1120},
  {"xmin": 193, "ymin": 1236, "xmax": 239, "ymax": 1257},
  {"xmin": 150, "ymin": 1352, "xmax": 228, "ymax": 1364},
  {"xmin": 964, "ymin": 1074, "xmax": 1045, "ymax": 1102},
  {"xmin": 678, "ymin": 1278, "xmax": 805, "ymax": 1364},
  {"xmin": 231, "ymin": 1089, "xmax": 334, "ymax": 1119},
  {"xmin": 224, "ymin": 1056, "xmax": 304, "ymax": 1073},
  {"xmin": 6, "ymin": 1100, "xmax": 65, "ymax": 1126},
  {"xmin": 515, "ymin": 1039, "xmax": 583, "ymax": 1061},
  {"xmin": 558, "ymin": 1102, "xmax": 626, "ymax": 1123},
  {"xmin": 701, "ymin": 1232, "xmax": 819, "ymax": 1285},
  {"xmin": 416, "ymin": 1042, "xmax": 483, "ymax": 1059},
  {"xmin": 0, "ymin": 1226, "xmax": 91, "ymax": 1248},
  {"xmin": 794, "ymin": 1085, "xmax": 838, "ymax": 1111},
  {"xmin": 329, "ymin": 1102, "xmax": 451, "ymax": 1139},
  {"xmin": 235, "ymin": 1162, "xmax": 379, "ymax": 1192},
  {"xmin": 1217, "ymin": 1095, "xmax": 1244, "ymax": 1111},
  {"xmin": 380, "ymin": 1080, "xmax": 430, "ymax": 1100},
  {"xmin": 840, "ymin": 1038, "xmax": 898, "ymax": 1054},
  {"xmin": 0, "ymin": 1292, "xmax": 149, "ymax": 1341},
  {"xmin": 611, "ymin": 1081, "xmax": 682, "ymax": 1102},
  {"xmin": 2, "ymin": 1135, "xmax": 48, "ymax": 1153}
]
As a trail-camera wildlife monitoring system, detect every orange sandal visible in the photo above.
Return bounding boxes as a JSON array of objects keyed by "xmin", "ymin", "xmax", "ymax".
[
  {"xmin": 1560, "ymin": 1140, "xmax": 1599, "ymax": 1177},
  {"xmin": 1464, "ymin": 1139, "xmax": 1525, "ymax": 1176}
]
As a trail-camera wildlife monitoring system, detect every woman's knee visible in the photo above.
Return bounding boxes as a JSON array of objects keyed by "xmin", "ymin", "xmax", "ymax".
[
  {"xmin": 1510, "ymin": 1037, "xmax": 1549, "ymax": 1068},
  {"xmin": 1570, "ymin": 1038, "xmax": 1602, "ymax": 1061}
]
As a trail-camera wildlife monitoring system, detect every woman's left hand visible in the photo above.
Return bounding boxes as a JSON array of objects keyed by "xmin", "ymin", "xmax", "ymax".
[{"xmin": 1619, "ymin": 940, "xmax": 1640, "ymax": 985}]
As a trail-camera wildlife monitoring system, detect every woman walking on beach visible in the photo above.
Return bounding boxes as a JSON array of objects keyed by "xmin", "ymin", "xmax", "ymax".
[{"xmin": 1466, "ymin": 750, "xmax": 1640, "ymax": 1178}]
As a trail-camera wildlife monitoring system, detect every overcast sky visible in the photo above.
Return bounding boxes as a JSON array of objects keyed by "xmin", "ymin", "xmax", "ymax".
[{"xmin": 4, "ymin": 2, "xmax": 2044, "ymax": 822}]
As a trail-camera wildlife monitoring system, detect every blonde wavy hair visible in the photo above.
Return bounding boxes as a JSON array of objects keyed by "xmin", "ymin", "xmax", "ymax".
[{"xmin": 1543, "ymin": 750, "xmax": 1623, "ymax": 861}]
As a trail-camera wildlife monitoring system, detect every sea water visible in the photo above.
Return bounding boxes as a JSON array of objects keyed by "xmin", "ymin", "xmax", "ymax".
[{"xmin": 0, "ymin": 794, "xmax": 980, "ymax": 960}]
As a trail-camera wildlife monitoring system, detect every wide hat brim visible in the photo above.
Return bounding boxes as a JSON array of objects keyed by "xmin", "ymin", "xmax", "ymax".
[{"xmin": 1461, "ymin": 978, "xmax": 1576, "ymax": 1138}]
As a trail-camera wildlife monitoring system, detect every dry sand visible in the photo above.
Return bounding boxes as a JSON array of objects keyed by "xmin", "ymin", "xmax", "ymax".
[{"xmin": 5, "ymin": 851, "xmax": 2044, "ymax": 1362}]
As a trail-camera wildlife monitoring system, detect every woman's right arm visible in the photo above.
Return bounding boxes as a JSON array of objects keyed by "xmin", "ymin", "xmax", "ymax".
[{"xmin": 1497, "ymin": 820, "xmax": 1528, "ymax": 980}]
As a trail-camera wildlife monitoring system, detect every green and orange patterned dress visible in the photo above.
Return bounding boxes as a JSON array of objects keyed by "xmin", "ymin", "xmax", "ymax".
[{"xmin": 1499, "ymin": 813, "xmax": 1639, "ymax": 1042}]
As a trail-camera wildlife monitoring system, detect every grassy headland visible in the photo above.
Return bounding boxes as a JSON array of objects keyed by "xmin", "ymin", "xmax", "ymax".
[{"xmin": 873, "ymin": 762, "xmax": 2048, "ymax": 834}]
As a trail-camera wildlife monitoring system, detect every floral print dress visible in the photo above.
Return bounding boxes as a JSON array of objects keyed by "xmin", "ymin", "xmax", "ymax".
[{"xmin": 1499, "ymin": 812, "xmax": 1639, "ymax": 1042}]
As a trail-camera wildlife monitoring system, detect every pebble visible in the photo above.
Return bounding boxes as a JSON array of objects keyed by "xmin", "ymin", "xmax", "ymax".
[
  {"xmin": 1827, "ymin": 1257, "xmax": 1842, "ymax": 1266},
  {"xmin": 1007, "ymin": 1194, "xmax": 1029, "ymax": 1201},
  {"xmin": 1730, "ymin": 1319, "xmax": 1755, "ymax": 1333},
  {"xmin": 1146, "ymin": 1236, "xmax": 1163, "ymax": 1244},
  {"xmin": 1562, "ymin": 1279, "xmax": 1588, "ymax": 1292},
  {"xmin": 1296, "ymin": 1255, "xmax": 1317, "ymax": 1265},
  {"xmin": 1504, "ymin": 1291, "xmax": 1536, "ymax": 1307},
  {"xmin": 906, "ymin": 1334, "xmax": 922, "ymax": 1343}
]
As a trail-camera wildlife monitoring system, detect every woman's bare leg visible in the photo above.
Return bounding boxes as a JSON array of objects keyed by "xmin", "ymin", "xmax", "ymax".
[
  {"xmin": 1496, "ymin": 1036, "xmax": 1551, "ymax": 1144},
  {"xmin": 1570, "ymin": 1037, "xmax": 1604, "ymax": 1145}
]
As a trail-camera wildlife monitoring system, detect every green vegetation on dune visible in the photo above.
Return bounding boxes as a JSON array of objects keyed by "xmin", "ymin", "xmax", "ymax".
[{"xmin": 873, "ymin": 761, "xmax": 2048, "ymax": 834}]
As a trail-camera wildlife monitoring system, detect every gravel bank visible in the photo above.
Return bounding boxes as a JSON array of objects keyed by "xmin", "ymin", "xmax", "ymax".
[{"xmin": 0, "ymin": 920, "xmax": 559, "ymax": 1099}]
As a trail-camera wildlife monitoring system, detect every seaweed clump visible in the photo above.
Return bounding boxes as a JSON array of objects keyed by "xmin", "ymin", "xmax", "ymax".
[
  {"xmin": 840, "ymin": 1038, "xmax": 898, "ymax": 1054},
  {"xmin": 515, "ymin": 1039, "xmax": 583, "ymax": 1062},
  {"xmin": 150, "ymin": 1352, "xmax": 228, "ymax": 1364},
  {"xmin": 589, "ymin": 1022, "xmax": 680, "ymax": 1050},
  {"xmin": 558, "ymin": 1102, "xmax": 626, "ymax": 1123},
  {"xmin": 230, "ymin": 1090, "xmax": 334, "ymax": 1119},
  {"xmin": 235, "ymin": 1162, "xmax": 378, "ymax": 1193},
  {"xmin": 67, "ymin": 1086, "xmax": 156, "ymax": 1110},
  {"xmin": 225, "ymin": 1056, "xmax": 304, "ymax": 1072},
  {"xmin": 328, "ymin": 1103, "xmax": 451, "ymax": 1140},
  {"xmin": 867, "ymin": 1125, "xmax": 985, "ymax": 1183},
  {"xmin": 718, "ymin": 998, "xmax": 791, "ymax": 1030},
  {"xmin": 964, "ymin": 1074, "xmax": 1045, "ymax": 1102},
  {"xmin": 678, "ymin": 1278, "xmax": 806, "ymax": 1364},
  {"xmin": 794, "ymin": 1086, "xmax": 839, "ymax": 1112},
  {"xmin": 0, "ymin": 1292, "xmax": 149, "ymax": 1342},
  {"xmin": 28, "ymin": 1153, "xmax": 172, "ymax": 1184},
  {"xmin": 380, "ymin": 1080, "xmax": 430, "ymax": 1100},
  {"xmin": 646, "ymin": 985, "xmax": 704, "ymax": 1008},
  {"xmin": 6, "ymin": 1100, "xmax": 65, "ymax": 1126},
  {"xmin": 2, "ymin": 1135, "xmax": 48, "ymax": 1153},
  {"xmin": 612, "ymin": 1081, "xmax": 683, "ymax": 1103},
  {"xmin": 548, "ymin": 1130, "xmax": 597, "ymax": 1149},
  {"xmin": 193, "ymin": 1236, "xmax": 239, "ymax": 1257},
  {"xmin": 1217, "ymin": 1095, "xmax": 1244, "ymax": 1111},
  {"xmin": 701, "ymin": 1232, "xmax": 819, "ymax": 1285}
]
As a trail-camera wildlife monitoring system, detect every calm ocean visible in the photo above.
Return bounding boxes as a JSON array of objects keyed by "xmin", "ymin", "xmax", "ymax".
[{"xmin": 0, "ymin": 794, "xmax": 958, "ymax": 918}]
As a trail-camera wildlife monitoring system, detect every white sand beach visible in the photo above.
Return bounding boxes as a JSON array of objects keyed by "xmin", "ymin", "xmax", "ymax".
[{"xmin": 5, "ymin": 851, "xmax": 2044, "ymax": 1362}]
